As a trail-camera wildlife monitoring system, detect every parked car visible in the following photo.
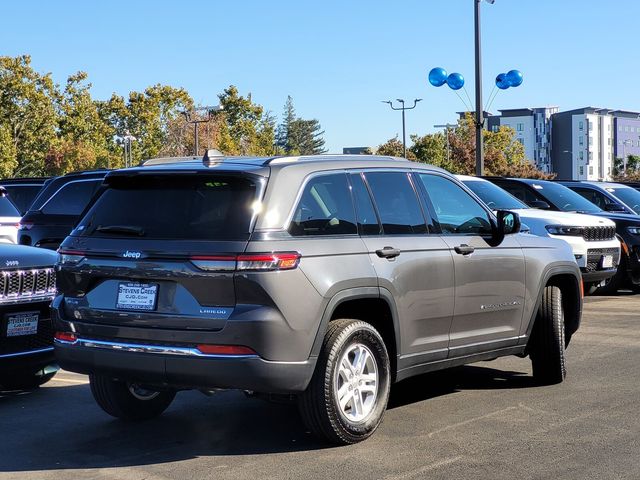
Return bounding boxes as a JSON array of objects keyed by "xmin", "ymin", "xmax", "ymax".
[
  {"xmin": 0, "ymin": 188, "xmax": 21, "ymax": 244},
  {"xmin": 53, "ymin": 153, "xmax": 582, "ymax": 444},
  {"xmin": 18, "ymin": 170, "xmax": 108, "ymax": 250},
  {"xmin": 0, "ymin": 177, "xmax": 51, "ymax": 216},
  {"xmin": 0, "ymin": 243, "xmax": 58, "ymax": 390},
  {"xmin": 485, "ymin": 177, "xmax": 640, "ymax": 293},
  {"xmin": 558, "ymin": 181, "xmax": 640, "ymax": 216},
  {"xmin": 458, "ymin": 176, "xmax": 620, "ymax": 290}
]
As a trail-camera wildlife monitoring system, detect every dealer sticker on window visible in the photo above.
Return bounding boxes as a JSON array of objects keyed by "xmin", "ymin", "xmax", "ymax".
[{"xmin": 116, "ymin": 282, "xmax": 158, "ymax": 311}]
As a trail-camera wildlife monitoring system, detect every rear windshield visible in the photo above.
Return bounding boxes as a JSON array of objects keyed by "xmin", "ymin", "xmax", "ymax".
[
  {"xmin": 462, "ymin": 179, "xmax": 527, "ymax": 210},
  {"xmin": 530, "ymin": 181, "xmax": 601, "ymax": 214},
  {"xmin": 0, "ymin": 195, "xmax": 20, "ymax": 217},
  {"xmin": 76, "ymin": 174, "xmax": 259, "ymax": 240},
  {"xmin": 607, "ymin": 186, "xmax": 640, "ymax": 214},
  {"xmin": 3, "ymin": 185, "xmax": 43, "ymax": 215}
]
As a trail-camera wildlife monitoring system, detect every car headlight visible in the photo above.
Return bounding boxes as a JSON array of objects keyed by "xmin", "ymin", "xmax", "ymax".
[
  {"xmin": 627, "ymin": 226, "xmax": 640, "ymax": 235},
  {"xmin": 545, "ymin": 225, "xmax": 584, "ymax": 236}
]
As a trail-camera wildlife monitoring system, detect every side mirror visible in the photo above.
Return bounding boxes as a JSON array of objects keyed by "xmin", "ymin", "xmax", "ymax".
[
  {"xmin": 488, "ymin": 210, "xmax": 521, "ymax": 247},
  {"xmin": 529, "ymin": 200, "xmax": 551, "ymax": 210},
  {"xmin": 604, "ymin": 203, "xmax": 626, "ymax": 212}
]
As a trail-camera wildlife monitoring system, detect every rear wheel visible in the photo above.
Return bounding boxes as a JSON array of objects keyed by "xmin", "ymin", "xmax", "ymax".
[
  {"xmin": 529, "ymin": 286, "xmax": 566, "ymax": 385},
  {"xmin": 298, "ymin": 319, "xmax": 391, "ymax": 445},
  {"xmin": 89, "ymin": 374, "xmax": 176, "ymax": 421}
]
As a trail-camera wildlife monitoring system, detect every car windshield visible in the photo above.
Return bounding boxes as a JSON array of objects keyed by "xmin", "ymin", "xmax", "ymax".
[
  {"xmin": 462, "ymin": 179, "xmax": 527, "ymax": 210},
  {"xmin": 0, "ymin": 195, "xmax": 20, "ymax": 217},
  {"xmin": 607, "ymin": 186, "xmax": 640, "ymax": 215},
  {"xmin": 76, "ymin": 174, "xmax": 259, "ymax": 240},
  {"xmin": 531, "ymin": 181, "xmax": 602, "ymax": 213}
]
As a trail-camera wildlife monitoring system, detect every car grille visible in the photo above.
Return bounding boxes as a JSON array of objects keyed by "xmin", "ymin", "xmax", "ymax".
[
  {"xmin": 0, "ymin": 268, "xmax": 55, "ymax": 304},
  {"xmin": 585, "ymin": 248, "xmax": 620, "ymax": 272},
  {"xmin": 583, "ymin": 226, "xmax": 616, "ymax": 241},
  {"xmin": 0, "ymin": 318, "xmax": 53, "ymax": 356}
]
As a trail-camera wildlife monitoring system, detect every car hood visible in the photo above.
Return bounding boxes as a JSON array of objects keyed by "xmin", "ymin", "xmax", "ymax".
[
  {"xmin": 511, "ymin": 209, "xmax": 615, "ymax": 227},
  {"xmin": 0, "ymin": 243, "xmax": 57, "ymax": 268},
  {"xmin": 590, "ymin": 211, "xmax": 640, "ymax": 224}
]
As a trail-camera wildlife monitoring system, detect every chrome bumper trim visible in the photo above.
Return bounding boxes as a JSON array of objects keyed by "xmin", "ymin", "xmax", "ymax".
[
  {"xmin": 0, "ymin": 347, "xmax": 54, "ymax": 359},
  {"xmin": 54, "ymin": 337, "xmax": 258, "ymax": 359}
]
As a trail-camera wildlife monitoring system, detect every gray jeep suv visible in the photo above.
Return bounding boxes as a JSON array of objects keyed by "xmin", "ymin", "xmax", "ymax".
[{"xmin": 52, "ymin": 154, "xmax": 582, "ymax": 444}]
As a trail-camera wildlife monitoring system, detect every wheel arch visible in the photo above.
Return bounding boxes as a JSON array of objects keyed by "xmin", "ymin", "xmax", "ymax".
[{"xmin": 310, "ymin": 287, "xmax": 401, "ymax": 381}]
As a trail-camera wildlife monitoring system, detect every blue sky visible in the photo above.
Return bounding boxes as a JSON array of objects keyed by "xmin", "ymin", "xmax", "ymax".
[{"xmin": 2, "ymin": 0, "xmax": 639, "ymax": 152}]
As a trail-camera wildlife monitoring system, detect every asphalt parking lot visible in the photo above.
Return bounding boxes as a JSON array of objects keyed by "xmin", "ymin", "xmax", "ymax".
[{"xmin": 1, "ymin": 294, "xmax": 639, "ymax": 480}]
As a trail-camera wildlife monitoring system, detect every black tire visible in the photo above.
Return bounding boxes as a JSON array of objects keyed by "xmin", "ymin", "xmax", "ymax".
[
  {"xmin": 298, "ymin": 319, "xmax": 391, "ymax": 445},
  {"xmin": 89, "ymin": 374, "xmax": 176, "ymax": 421},
  {"xmin": 529, "ymin": 286, "xmax": 566, "ymax": 385},
  {"xmin": 0, "ymin": 371, "xmax": 56, "ymax": 391}
]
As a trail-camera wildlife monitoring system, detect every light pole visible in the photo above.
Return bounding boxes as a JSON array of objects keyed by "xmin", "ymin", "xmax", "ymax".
[
  {"xmin": 474, "ymin": 0, "xmax": 495, "ymax": 176},
  {"xmin": 383, "ymin": 99, "xmax": 422, "ymax": 158},
  {"xmin": 434, "ymin": 123, "xmax": 457, "ymax": 163},
  {"xmin": 122, "ymin": 131, "xmax": 136, "ymax": 168},
  {"xmin": 182, "ymin": 105, "xmax": 224, "ymax": 156}
]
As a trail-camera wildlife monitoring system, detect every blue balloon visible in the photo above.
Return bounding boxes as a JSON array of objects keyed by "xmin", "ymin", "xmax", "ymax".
[
  {"xmin": 447, "ymin": 72, "xmax": 464, "ymax": 90},
  {"xmin": 428, "ymin": 67, "xmax": 448, "ymax": 87},
  {"xmin": 506, "ymin": 69, "xmax": 523, "ymax": 87},
  {"xmin": 496, "ymin": 73, "xmax": 510, "ymax": 90}
]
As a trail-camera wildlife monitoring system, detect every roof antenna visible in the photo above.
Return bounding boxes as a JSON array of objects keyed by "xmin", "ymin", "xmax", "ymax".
[{"xmin": 203, "ymin": 149, "xmax": 224, "ymax": 166}]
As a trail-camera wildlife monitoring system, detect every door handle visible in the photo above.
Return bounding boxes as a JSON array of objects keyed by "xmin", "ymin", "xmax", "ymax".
[
  {"xmin": 376, "ymin": 246, "xmax": 401, "ymax": 259},
  {"xmin": 454, "ymin": 244, "xmax": 475, "ymax": 255}
]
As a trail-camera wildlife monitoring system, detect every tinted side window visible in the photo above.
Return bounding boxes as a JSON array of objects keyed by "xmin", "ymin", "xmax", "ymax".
[
  {"xmin": 497, "ymin": 182, "xmax": 539, "ymax": 205},
  {"xmin": 573, "ymin": 188, "xmax": 611, "ymax": 210},
  {"xmin": 0, "ymin": 195, "xmax": 19, "ymax": 217},
  {"xmin": 289, "ymin": 173, "xmax": 357, "ymax": 236},
  {"xmin": 419, "ymin": 174, "xmax": 492, "ymax": 235},
  {"xmin": 349, "ymin": 173, "xmax": 380, "ymax": 235},
  {"xmin": 42, "ymin": 180, "xmax": 101, "ymax": 215},
  {"xmin": 364, "ymin": 172, "xmax": 427, "ymax": 235}
]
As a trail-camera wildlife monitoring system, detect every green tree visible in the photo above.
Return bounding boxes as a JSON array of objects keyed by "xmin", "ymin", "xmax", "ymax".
[
  {"xmin": 0, "ymin": 55, "xmax": 58, "ymax": 176},
  {"xmin": 276, "ymin": 95, "xmax": 296, "ymax": 154},
  {"xmin": 288, "ymin": 118, "xmax": 327, "ymax": 155},
  {"xmin": 410, "ymin": 132, "xmax": 448, "ymax": 169},
  {"xmin": 373, "ymin": 136, "xmax": 416, "ymax": 160}
]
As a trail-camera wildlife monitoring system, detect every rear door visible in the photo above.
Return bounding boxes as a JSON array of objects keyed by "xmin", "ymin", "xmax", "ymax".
[
  {"xmin": 358, "ymin": 170, "xmax": 454, "ymax": 366},
  {"xmin": 417, "ymin": 173, "xmax": 526, "ymax": 355}
]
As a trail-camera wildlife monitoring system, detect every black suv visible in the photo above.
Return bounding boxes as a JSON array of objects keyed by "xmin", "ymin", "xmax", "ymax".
[
  {"xmin": 0, "ymin": 177, "xmax": 50, "ymax": 216},
  {"xmin": 18, "ymin": 170, "xmax": 108, "ymax": 249},
  {"xmin": 1, "ymin": 244, "xmax": 58, "ymax": 389},
  {"xmin": 53, "ymin": 154, "xmax": 581, "ymax": 444},
  {"xmin": 485, "ymin": 177, "xmax": 640, "ymax": 293}
]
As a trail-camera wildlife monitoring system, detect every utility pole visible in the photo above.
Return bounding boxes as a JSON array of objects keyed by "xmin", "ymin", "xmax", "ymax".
[
  {"xmin": 434, "ymin": 123, "xmax": 458, "ymax": 163},
  {"xmin": 182, "ymin": 105, "xmax": 224, "ymax": 156},
  {"xmin": 382, "ymin": 99, "xmax": 422, "ymax": 158},
  {"xmin": 474, "ymin": 0, "xmax": 485, "ymax": 176}
]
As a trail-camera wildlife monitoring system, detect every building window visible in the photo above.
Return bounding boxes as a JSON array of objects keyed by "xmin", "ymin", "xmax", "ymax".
[
  {"xmin": 619, "ymin": 125, "xmax": 623, "ymax": 132},
  {"xmin": 588, "ymin": 152, "xmax": 593, "ymax": 162},
  {"xmin": 517, "ymin": 138, "xmax": 524, "ymax": 145},
  {"xmin": 579, "ymin": 166, "xmax": 584, "ymax": 175},
  {"xmin": 589, "ymin": 122, "xmax": 593, "ymax": 131},
  {"xmin": 589, "ymin": 166, "xmax": 594, "ymax": 176},
  {"xmin": 579, "ymin": 151, "xmax": 584, "ymax": 160},
  {"xmin": 579, "ymin": 121, "xmax": 584, "ymax": 131},
  {"xmin": 491, "ymin": 125, "xmax": 498, "ymax": 132},
  {"xmin": 608, "ymin": 138, "xmax": 611, "ymax": 145},
  {"xmin": 517, "ymin": 123, "xmax": 524, "ymax": 132},
  {"xmin": 579, "ymin": 136, "xmax": 584, "ymax": 146},
  {"xmin": 625, "ymin": 126, "xmax": 629, "ymax": 132},
  {"xmin": 589, "ymin": 136, "xmax": 593, "ymax": 146}
]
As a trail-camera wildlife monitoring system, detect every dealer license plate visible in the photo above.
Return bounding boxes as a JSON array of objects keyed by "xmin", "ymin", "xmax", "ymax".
[
  {"xmin": 6, "ymin": 312, "xmax": 39, "ymax": 337},
  {"xmin": 602, "ymin": 255, "xmax": 614, "ymax": 269},
  {"xmin": 116, "ymin": 283, "xmax": 158, "ymax": 311}
]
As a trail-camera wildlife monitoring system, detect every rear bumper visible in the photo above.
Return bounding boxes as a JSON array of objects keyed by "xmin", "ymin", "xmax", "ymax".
[
  {"xmin": 54, "ymin": 338, "xmax": 315, "ymax": 393},
  {"xmin": 0, "ymin": 347, "xmax": 56, "ymax": 375}
]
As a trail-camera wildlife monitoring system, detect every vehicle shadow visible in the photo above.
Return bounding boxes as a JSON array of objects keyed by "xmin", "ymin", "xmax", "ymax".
[{"xmin": 1, "ymin": 364, "xmax": 537, "ymax": 472}]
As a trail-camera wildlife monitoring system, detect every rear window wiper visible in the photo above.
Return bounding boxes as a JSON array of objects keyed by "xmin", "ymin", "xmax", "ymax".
[{"xmin": 95, "ymin": 225, "xmax": 145, "ymax": 236}]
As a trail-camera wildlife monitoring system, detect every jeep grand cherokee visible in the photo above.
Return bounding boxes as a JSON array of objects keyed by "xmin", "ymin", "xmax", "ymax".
[{"xmin": 53, "ymin": 153, "xmax": 582, "ymax": 444}]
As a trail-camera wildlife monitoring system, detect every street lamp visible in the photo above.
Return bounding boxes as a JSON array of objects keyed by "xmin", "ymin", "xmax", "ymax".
[
  {"xmin": 382, "ymin": 99, "xmax": 422, "ymax": 158},
  {"xmin": 182, "ymin": 105, "xmax": 224, "ymax": 156},
  {"xmin": 622, "ymin": 139, "xmax": 632, "ymax": 174},
  {"xmin": 434, "ymin": 123, "xmax": 457, "ymax": 163}
]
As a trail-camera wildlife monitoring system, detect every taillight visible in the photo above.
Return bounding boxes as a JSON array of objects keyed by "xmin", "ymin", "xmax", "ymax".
[
  {"xmin": 237, "ymin": 252, "xmax": 300, "ymax": 271},
  {"xmin": 196, "ymin": 344, "xmax": 257, "ymax": 355},
  {"xmin": 18, "ymin": 221, "xmax": 33, "ymax": 230},
  {"xmin": 57, "ymin": 248, "xmax": 86, "ymax": 265},
  {"xmin": 190, "ymin": 252, "xmax": 300, "ymax": 272},
  {"xmin": 54, "ymin": 332, "xmax": 78, "ymax": 343}
]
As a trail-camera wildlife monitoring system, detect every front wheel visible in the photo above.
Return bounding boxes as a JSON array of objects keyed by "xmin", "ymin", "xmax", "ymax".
[
  {"xmin": 298, "ymin": 319, "xmax": 391, "ymax": 445},
  {"xmin": 89, "ymin": 374, "xmax": 176, "ymax": 421},
  {"xmin": 529, "ymin": 286, "xmax": 566, "ymax": 385}
]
